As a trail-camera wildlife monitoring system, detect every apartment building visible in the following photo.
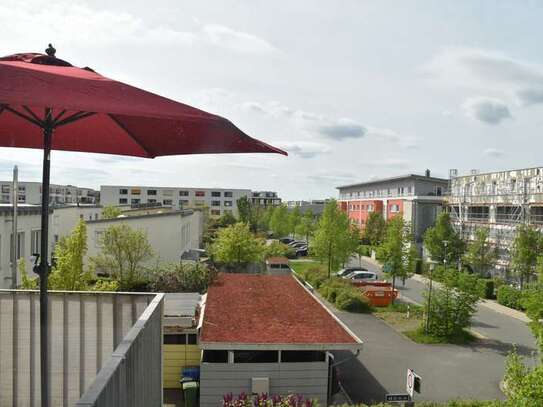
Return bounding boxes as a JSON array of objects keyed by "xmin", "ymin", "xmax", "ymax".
[
  {"xmin": 251, "ymin": 190, "xmax": 282, "ymax": 207},
  {"xmin": 100, "ymin": 185, "xmax": 251, "ymax": 218},
  {"xmin": 447, "ymin": 166, "xmax": 543, "ymax": 275},
  {"xmin": 0, "ymin": 181, "xmax": 99, "ymax": 205},
  {"xmin": 337, "ymin": 171, "xmax": 448, "ymax": 244}
]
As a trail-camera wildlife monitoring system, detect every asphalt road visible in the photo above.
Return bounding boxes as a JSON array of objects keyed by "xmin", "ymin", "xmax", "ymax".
[{"xmin": 329, "ymin": 257, "xmax": 538, "ymax": 404}]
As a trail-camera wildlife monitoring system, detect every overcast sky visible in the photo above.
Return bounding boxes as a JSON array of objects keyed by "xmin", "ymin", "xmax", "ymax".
[{"xmin": 2, "ymin": 0, "xmax": 543, "ymax": 200}]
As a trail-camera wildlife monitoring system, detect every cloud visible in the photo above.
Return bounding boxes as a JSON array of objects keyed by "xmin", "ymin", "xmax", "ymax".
[
  {"xmin": 201, "ymin": 24, "xmax": 276, "ymax": 54},
  {"xmin": 275, "ymin": 142, "xmax": 330, "ymax": 159},
  {"xmin": 307, "ymin": 172, "xmax": 356, "ymax": 184},
  {"xmin": 316, "ymin": 118, "xmax": 367, "ymax": 140},
  {"xmin": 241, "ymin": 102, "xmax": 268, "ymax": 115},
  {"xmin": 483, "ymin": 148, "xmax": 505, "ymax": 158},
  {"xmin": 515, "ymin": 87, "xmax": 543, "ymax": 106},
  {"xmin": 462, "ymin": 97, "xmax": 512, "ymax": 125}
]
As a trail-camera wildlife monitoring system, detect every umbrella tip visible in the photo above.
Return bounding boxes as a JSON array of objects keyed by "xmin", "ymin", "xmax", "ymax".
[{"xmin": 45, "ymin": 43, "xmax": 56, "ymax": 57}]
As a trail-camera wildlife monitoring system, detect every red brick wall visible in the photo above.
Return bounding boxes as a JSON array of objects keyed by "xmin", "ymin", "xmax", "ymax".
[{"xmin": 340, "ymin": 199, "xmax": 383, "ymax": 232}]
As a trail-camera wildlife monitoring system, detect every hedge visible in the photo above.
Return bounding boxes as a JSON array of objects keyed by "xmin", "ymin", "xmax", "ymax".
[{"xmin": 497, "ymin": 285, "xmax": 523, "ymax": 310}]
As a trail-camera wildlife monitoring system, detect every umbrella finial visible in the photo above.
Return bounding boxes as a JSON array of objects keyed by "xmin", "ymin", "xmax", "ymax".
[{"xmin": 45, "ymin": 43, "xmax": 56, "ymax": 57}]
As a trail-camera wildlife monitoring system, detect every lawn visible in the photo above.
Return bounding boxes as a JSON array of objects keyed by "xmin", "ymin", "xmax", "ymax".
[
  {"xmin": 288, "ymin": 259, "xmax": 326, "ymax": 275},
  {"xmin": 374, "ymin": 302, "xmax": 424, "ymax": 334}
]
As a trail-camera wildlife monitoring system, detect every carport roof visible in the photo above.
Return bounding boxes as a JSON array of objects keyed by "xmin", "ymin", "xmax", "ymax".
[{"xmin": 200, "ymin": 273, "xmax": 363, "ymax": 351}]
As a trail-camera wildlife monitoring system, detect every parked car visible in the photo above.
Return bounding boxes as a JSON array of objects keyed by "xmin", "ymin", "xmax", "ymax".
[
  {"xmin": 288, "ymin": 240, "xmax": 306, "ymax": 247},
  {"xmin": 279, "ymin": 237, "xmax": 295, "ymax": 245},
  {"xmin": 347, "ymin": 271, "xmax": 378, "ymax": 282},
  {"xmin": 290, "ymin": 242, "xmax": 308, "ymax": 249},
  {"xmin": 295, "ymin": 247, "xmax": 308, "ymax": 257},
  {"xmin": 337, "ymin": 267, "xmax": 368, "ymax": 278}
]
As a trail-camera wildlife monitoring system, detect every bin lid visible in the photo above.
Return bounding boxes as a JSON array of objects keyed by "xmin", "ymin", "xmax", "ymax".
[{"xmin": 182, "ymin": 381, "xmax": 199, "ymax": 390}]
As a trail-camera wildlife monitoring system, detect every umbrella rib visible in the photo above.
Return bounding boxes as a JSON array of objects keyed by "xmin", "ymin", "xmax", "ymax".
[
  {"xmin": 55, "ymin": 111, "xmax": 96, "ymax": 128},
  {"xmin": 108, "ymin": 114, "xmax": 153, "ymax": 157},
  {"xmin": 22, "ymin": 106, "xmax": 43, "ymax": 124},
  {"xmin": 53, "ymin": 109, "xmax": 67, "ymax": 123},
  {"xmin": 4, "ymin": 105, "xmax": 44, "ymax": 127}
]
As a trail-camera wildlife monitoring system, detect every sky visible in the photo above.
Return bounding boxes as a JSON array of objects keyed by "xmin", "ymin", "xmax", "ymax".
[{"xmin": 1, "ymin": 0, "xmax": 543, "ymax": 200}]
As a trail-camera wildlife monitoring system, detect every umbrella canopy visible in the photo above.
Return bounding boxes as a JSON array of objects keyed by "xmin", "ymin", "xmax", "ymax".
[
  {"xmin": 0, "ymin": 51, "xmax": 286, "ymax": 157},
  {"xmin": 0, "ymin": 47, "xmax": 285, "ymax": 407}
]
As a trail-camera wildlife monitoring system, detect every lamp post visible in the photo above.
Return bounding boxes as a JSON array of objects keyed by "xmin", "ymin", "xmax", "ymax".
[{"xmin": 425, "ymin": 260, "xmax": 438, "ymax": 334}]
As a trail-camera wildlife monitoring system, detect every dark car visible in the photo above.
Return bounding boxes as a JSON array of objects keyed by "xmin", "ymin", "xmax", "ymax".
[
  {"xmin": 295, "ymin": 247, "xmax": 308, "ymax": 257},
  {"xmin": 279, "ymin": 237, "xmax": 295, "ymax": 245}
]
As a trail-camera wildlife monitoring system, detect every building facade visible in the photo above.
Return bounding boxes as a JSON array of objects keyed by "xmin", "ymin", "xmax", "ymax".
[
  {"xmin": 85, "ymin": 209, "xmax": 203, "ymax": 269},
  {"xmin": 100, "ymin": 185, "xmax": 251, "ymax": 218},
  {"xmin": 251, "ymin": 191, "xmax": 282, "ymax": 207},
  {"xmin": 447, "ymin": 166, "xmax": 543, "ymax": 275},
  {"xmin": 337, "ymin": 172, "xmax": 448, "ymax": 244},
  {"xmin": 0, "ymin": 181, "xmax": 98, "ymax": 206}
]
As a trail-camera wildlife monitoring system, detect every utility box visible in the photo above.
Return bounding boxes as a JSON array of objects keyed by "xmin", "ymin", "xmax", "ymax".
[{"xmin": 251, "ymin": 377, "xmax": 270, "ymax": 394}]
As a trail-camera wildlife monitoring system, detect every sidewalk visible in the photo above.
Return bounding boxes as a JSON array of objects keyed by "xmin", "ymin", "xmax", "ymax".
[{"xmin": 411, "ymin": 273, "xmax": 531, "ymax": 323}]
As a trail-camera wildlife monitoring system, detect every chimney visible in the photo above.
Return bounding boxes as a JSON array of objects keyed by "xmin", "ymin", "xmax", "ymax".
[{"xmin": 425, "ymin": 169, "xmax": 431, "ymax": 178}]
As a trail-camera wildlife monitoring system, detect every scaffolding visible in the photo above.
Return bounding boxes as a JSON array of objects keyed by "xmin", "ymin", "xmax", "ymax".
[{"xmin": 446, "ymin": 166, "xmax": 543, "ymax": 274}]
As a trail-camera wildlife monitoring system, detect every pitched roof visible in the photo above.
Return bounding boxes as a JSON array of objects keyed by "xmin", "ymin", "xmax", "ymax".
[{"xmin": 200, "ymin": 273, "xmax": 363, "ymax": 350}]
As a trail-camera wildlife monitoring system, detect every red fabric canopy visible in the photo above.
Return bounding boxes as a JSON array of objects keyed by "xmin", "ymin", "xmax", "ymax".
[{"xmin": 0, "ymin": 53, "xmax": 286, "ymax": 158}]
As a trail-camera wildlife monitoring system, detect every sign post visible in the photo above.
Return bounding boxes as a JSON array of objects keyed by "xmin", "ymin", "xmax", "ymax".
[{"xmin": 406, "ymin": 368, "xmax": 421, "ymax": 403}]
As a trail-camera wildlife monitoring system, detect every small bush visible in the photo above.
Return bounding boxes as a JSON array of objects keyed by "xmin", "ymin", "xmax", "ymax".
[
  {"xmin": 480, "ymin": 279, "xmax": 495, "ymax": 299},
  {"xmin": 497, "ymin": 285, "xmax": 523, "ymax": 310},
  {"xmin": 335, "ymin": 290, "xmax": 372, "ymax": 313}
]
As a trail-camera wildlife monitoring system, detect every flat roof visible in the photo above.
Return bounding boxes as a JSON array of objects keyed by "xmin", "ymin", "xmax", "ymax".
[
  {"xmin": 337, "ymin": 174, "xmax": 448, "ymax": 190},
  {"xmin": 164, "ymin": 293, "xmax": 200, "ymax": 317},
  {"xmin": 86, "ymin": 209, "xmax": 194, "ymax": 223},
  {"xmin": 200, "ymin": 273, "xmax": 363, "ymax": 351},
  {"xmin": 265, "ymin": 257, "xmax": 289, "ymax": 265}
]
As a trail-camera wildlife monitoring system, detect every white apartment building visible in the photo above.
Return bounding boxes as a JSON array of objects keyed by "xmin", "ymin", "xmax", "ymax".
[
  {"xmin": 100, "ymin": 185, "xmax": 251, "ymax": 218},
  {"xmin": 0, "ymin": 181, "xmax": 99, "ymax": 206},
  {"xmin": 85, "ymin": 209, "xmax": 203, "ymax": 268},
  {"xmin": 0, "ymin": 205, "xmax": 53, "ymax": 288},
  {"xmin": 251, "ymin": 190, "xmax": 282, "ymax": 207},
  {"xmin": 51, "ymin": 205, "xmax": 103, "ymax": 245}
]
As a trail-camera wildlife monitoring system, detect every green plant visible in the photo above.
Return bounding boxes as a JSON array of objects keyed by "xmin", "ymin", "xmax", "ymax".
[
  {"xmin": 101, "ymin": 205, "xmax": 122, "ymax": 219},
  {"xmin": 210, "ymin": 222, "xmax": 265, "ymax": 269},
  {"xmin": 423, "ymin": 212, "xmax": 465, "ymax": 264},
  {"xmin": 504, "ymin": 348, "xmax": 543, "ymax": 406},
  {"xmin": 496, "ymin": 285, "xmax": 523, "ymax": 310},
  {"xmin": 90, "ymin": 278, "xmax": 120, "ymax": 291},
  {"xmin": 335, "ymin": 289, "xmax": 372, "ymax": 313},
  {"xmin": 511, "ymin": 224, "xmax": 542, "ymax": 288},
  {"xmin": 480, "ymin": 278, "xmax": 495, "ymax": 299}
]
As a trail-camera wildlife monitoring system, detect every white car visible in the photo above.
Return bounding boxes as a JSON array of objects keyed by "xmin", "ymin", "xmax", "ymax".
[{"xmin": 347, "ymin": 271, "xmax": 378, "ymax": 282}]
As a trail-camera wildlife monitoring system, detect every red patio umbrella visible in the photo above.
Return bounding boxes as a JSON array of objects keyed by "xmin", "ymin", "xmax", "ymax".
[{"xmin": 0, "ymin": 45, "xmax": 286, "ymax": 407}]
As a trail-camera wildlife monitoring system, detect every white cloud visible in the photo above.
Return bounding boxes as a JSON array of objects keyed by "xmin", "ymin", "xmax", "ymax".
[
  {"xmin": 316, "ymin": 118, "xmax": 367, "ymax": 140},
  {"xmin": 275, "ymin": 142, "xmax": 330, "ymax": 159},
  {"xmin": 462, "ymin": 97, "xmax": 512, "ymax": 125},
  {"xmin": 483, "ymin": 148, "xmax": 505, "ymax": 158},
  {"xmin": 307, "ymin": 171, "xmax": 356, "ymax": 184},
  {"xmin": 201, "ymin": 24, "xmax": 276, "ymax": 54}
]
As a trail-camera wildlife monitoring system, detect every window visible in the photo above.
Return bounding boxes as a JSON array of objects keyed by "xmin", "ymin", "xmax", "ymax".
[
  {"xmin": 179, "ymin": 199, "xmax": 189, "ymax": 206},
  {"xmin": 408, "ymin": 186, "xmax": 412, "ymax": 194},
  {"xmin": 2, "ymin": 185, "xmax": 10, "ymax": 193},
  {"xmin": 179, "ymin": 190, "xmax": 189, "ymax": 196},
  {"xmin": 281, "ymin": 351, "xmax": 325, "ymax": 363},
  {"xmin": 195, "ymin": 191, "xmax": 205, "ymax": 197},
  {"xmin": 18, "ymin": 195, "xmax": 25, "ymax": 203},
  {"xmin": 202, "ymin": 350, "xmax": 228, "ymax": 363},
  {"xmin": 163, "ymin": 333, "xmax": 195, "ymax": 344},
  {"xmin": 211, "ymin": 200, "xmax": 221, "ymax": 206},
  {"xmin": 368, "ymin": 204, "xmax": 374, "ymax": 212},
  {"xmin": 31, "ymin": 230, "xmax": 41, "ymax": 255},
  {"xmin": 224, "ymin": 191, "xmax": 233, "ymax": 198},
  {"xmin": 390, "ymin": 204, "xmax": 400, "ymax": 213},
  {"xmin": 94, "ymin": 214, "xmax": 98, "ymax": 220},
  {"xmin": 119, "ymin": 198, "xmax": 128, "ymax": 204},
  {"xmin": 148, "ymin": 198, "xmax": 156, "ymax": 203},
  {"xmin": 10, "ymin": 232, "xmax": 25, "ymax": 262},
  {"xmin": 131, "ymin": 198, "xmax": 140, "ymax": 204},
  {"xmin": 211, "ymin": 209, "xmax": 221, "ymax": 216},
  {"xmin": 187, "ymin": 334, "xmax": 197, "ymax": 344},
  {"xmin": 147, "ymin": 189, "xmax": 157, "ymax": 196},
  {"xmin": 224, "ymin": 201, "xmax": 233, "ymax": 207},
  {"xmin": 131, "ymin": 188, "xmax": 141, "ymax": 195},
  {"xmin": 211, "ymin": 191, "xmax": 221, "ymax": 197},
  {"xmin": 95, "ymin": 231, "xmax": 103, "ymax": 247},
  {"xmin": 119, "ymin": 188, "xmax": 128, "ymax": 195},
  {"xmin": 234, "ymin": 350, "xmax": 278, "ymax": 363},
  {"xmin": 436, "ymin": 186, "xmax": 442, "ymax": 196},
  {"xmin": 163, "ymin": 199, "xmax": 173, "ymax": 206}
]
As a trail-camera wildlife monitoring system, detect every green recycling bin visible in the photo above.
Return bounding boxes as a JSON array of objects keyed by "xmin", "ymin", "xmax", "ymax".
[{"xmin": 182, "ymin": 381, "xmax": 199, "ymax": 407}]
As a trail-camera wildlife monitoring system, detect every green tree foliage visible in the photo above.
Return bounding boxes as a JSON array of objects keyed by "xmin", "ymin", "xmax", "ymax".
[
  {"xmin": 257, "ymin": 206, "xmax": 273, "ymax": 233},
  {"xmin": 148, "ymin": 262, "xmax": 217, "ymax": 293},
  {"xmin": 425, "ymin": 268, "xmax": 481, "ymax": 338},
  {"xmin": 236, "ymin": 196, "xmax": 254, "ymax": 225},
  {"xmin": 217, "ymin": 211, "xmax": 237, "ymax": 228},
  {"xmin": 298, "ymin": 210, "xmax": 316, "ymax": 243},
  {"xmin": 91, "ymin": 223, "xmax": 154, "ymax": 289},
  {"xmin": 363, "ymin": 212, "xmax": 386, "ymax": 246},
  {"xmin": 287, "ymin": 206, "xmax": 302, "ymax": 237},
  {"xmin": 264, "ymin": 241, "xmax": 294, "ymax": 259},
  {"xmin": 19, "ymin": 259, "xmax": 38, "ymax": 289},
  {"xmin": 504, "ymin": 349, "xmax": 543, "ymax": 407},
  {"xmin": 463, "ymin": 228, "xmax": 498, "ymax": 277},
  {"xmin": 511, "ymin": 224, "xmax": 542, "ymax": 288},
  {"xmin": 423, "ymin": 212, "xmax": 465, "ymax": 264},
  {"xmin": 381, "ymin": 216, "xmax": 412, "ymax": 289},
  {"xmin": 312, "ymin": 200, "xmax": 356, "ymax": 277},
  {"xmin": 269, "ymin": 205, "xmax": 290, "ymax": 237},
  {"xmin": 49, "ymin": 219, "xmax": 92, "ymax": 290},
  {"xmin": 101, "ymin": 205, "xmax": 122, "ymax": 219},
  {"xmin": 210, "ymin": 222, "xmax": 264, "ymax": 269}
]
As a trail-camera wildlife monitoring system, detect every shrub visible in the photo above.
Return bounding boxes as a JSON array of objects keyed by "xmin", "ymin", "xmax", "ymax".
[
  {"xmin": 320, "ymin": 279, "xmax": 349, "ymax": 303},
  {"xmin": 480, "ymin": 279, "xmax": 495, "ymax": 299},
  {"xmin": 497, "ymin": 285, "xmax": 523, "ymax": 310},
  {"xmin": 148, "ymin": 262, "xmax": 217, "ymax": 293},
  {"xmin": 335, "ymin": 289, "xmax": 372, "ymax": 313}
]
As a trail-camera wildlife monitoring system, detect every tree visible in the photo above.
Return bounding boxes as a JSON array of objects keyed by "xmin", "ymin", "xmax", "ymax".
[
  {"xmin": 381, "ymin": 216, "xmax": 412, "ymax": 290},
  {"xmin": 511, "ymin": 224, "xmax": 542, "ymax": 288},
  {"xmin": 49, "ymin": 219, "xmax": 91, "ymax": 290},
  {"xmin": 423, "ymin": 212, "xmax": 464, "ymax": 265},
  {"xmin": 148, "ymin": 261, "xmax": 217, "ymax": 293},
  {"xmin": 236, "ymin": 196, "xmax": 253, "ymax": 225},
  {"xmin": 217, "ymin": 211, "xmax": 237, "ymax": 228},
  {"xmin": 363, "ymin": 212, "xmax": 386, "ymax": 246},
  {"xmin": 298, "ymin": 210, "xmax": 316, "ymax": 244},
  {"xmin": 287, "ymin": 206, "xmax": 302, "ymax": 237},
  {"xmin": 464, "ymin": 227, "xmax": 498, "ymax": 277},
  {"xmin": 264, "ymin": 241, "xmax": 294, "ymax": 259},
  {"xmin": 210, "ymin": 222, "xmax": 264, "ymax": 269},
  {"xmin": 102, "ymin": 205, "xmax": 122, "ymax": 219},
  {"xmin": 91, "ymin": 223, "xmax": 154, "ymax": 289},
  {"xmin": 256, "ymin": 206, "xmax": 273, "ymax": 233},
  {"xmin": 312, "ymin": 200, "xmax": 354, "ymax": 277},
  {"xmin": 269, "ymin": 205, "xmax": 289, "ymax": 237}
]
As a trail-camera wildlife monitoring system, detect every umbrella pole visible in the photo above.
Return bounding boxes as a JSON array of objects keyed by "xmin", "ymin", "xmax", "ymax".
[{"xmin": 39, "ymin": 115, "xmax": 52, "ymax": 407}]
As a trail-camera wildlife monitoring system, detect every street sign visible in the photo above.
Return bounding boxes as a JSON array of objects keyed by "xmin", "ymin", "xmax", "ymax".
[
  {"xmin": 406, "ymin": 368, "xmax": 421, "ymax": 397},
  {"xmin": 385, "ymin": 393, "xmax": 411, "ymax": 403}
]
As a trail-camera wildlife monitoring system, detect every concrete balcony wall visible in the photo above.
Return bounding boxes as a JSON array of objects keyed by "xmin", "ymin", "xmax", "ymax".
[{"xmin": 0, "ymin": 290, "xmax": 160, "ymax": 407}]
